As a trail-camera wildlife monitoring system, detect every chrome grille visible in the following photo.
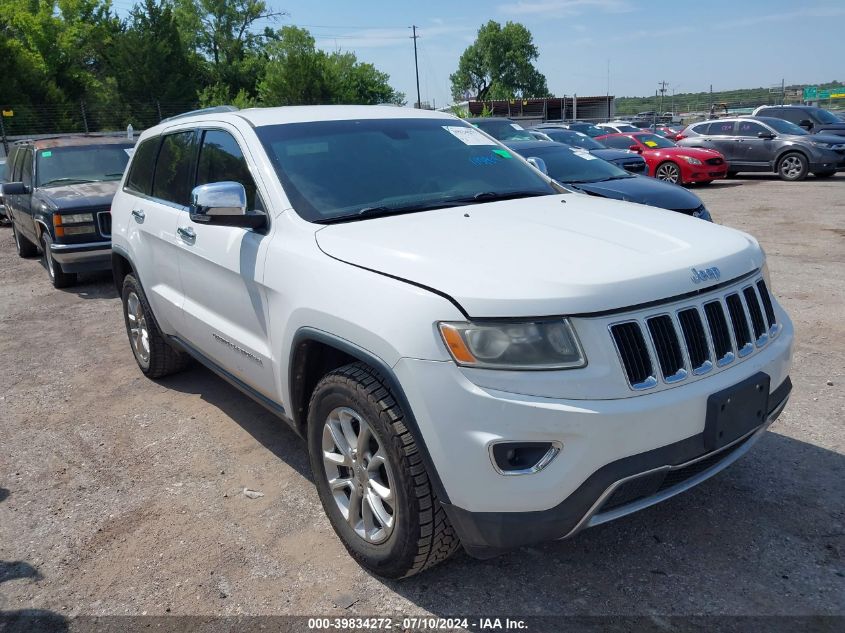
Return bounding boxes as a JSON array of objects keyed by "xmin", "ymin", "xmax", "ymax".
[{"xmin": 610, "ymin": 275, "xmax": 780, "ymax": 391}]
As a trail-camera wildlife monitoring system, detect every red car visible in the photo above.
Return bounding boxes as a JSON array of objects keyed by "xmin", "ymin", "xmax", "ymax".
[{"xmin": 596, "ymin": 132, "xmax": 728, "ymax": 185}]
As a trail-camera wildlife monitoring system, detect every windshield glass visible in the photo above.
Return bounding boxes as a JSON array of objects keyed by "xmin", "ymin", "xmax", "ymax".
[
  {"xmin": 471, "ymin": 119, "xmax": 535, "ymax": 141},
  {"xmin": 613, "ymin": 124, "xmax": 640, "ymax": 133},
  {"xmin": 762, "ymin": 118, "xmax": 807, "ymax": 135},
  {"xmin": 635, "ymin": 133, "xmax": 677, "ymax": 149},
  {"xmin": 543, "ymin": 130, "xmax": 604, "ymax": 150},
  {"xmin": 813, "ymin": 108, "xmax": 841, "ymax": 124},
  {"xmin": 515, "ymin": 144, "xmax": 630, "ymax": 184},
  {"xmin": 567, "ymin": 123, "xmax": 606, "ymax": 137},
  {"xmin": 36, "ymin": 144, "xmax": 132, "ymax": 187},
  {"xmin": 257, "ymin": 118, "xmax": 557, "ymax": 222}
]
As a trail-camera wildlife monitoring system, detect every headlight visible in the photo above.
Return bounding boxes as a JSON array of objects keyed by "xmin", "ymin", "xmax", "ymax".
[
  {"xmin": 692, "ymin": 206, "xmax": 713, "ymax": 222},
  {"xmin": 679, "ymin": 156, "xmax": 702, "ymax": 165},
  {"xmin": 438, "ymin": 319, "xmax": 586, "ymax": 370},
  {"xmin": 58, "ymin": 213, "xmax": 94, "ymax": 224},
  {"xmin": 761, "ymin": 259, "xmax": 772, "ymax": 292}
]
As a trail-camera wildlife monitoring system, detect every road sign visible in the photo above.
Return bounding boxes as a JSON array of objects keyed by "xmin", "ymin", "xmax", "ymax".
[{"xmin": 804, "ymin": 86, "xmax": 845, "ymax": 100}]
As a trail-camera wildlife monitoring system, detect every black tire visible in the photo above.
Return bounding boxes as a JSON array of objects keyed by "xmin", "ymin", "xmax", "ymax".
[
  {"xmin": 813, "ymin": 170, "xmax": 836, "ymax": 178},
  {"xmin": 307, "ymin": 362, "xmax": 459, "ymax": 578},
  {"xmin": 12, "ymin": 223, "xmax": 39, "ymax": 258},
  {"xmin": 777, "ymin": 152, "xmax": 808, "ymax": 181},
  {"xmin": 654, "ymin": 160, "xmax": 682, "ymax": 184},
  {"xmin": 40, "ymin": 231, "xmax": 77, "ymax": 288},
  {"xmin": 121, "ymin": 273, "xmax": 191, "ymax": 378}
]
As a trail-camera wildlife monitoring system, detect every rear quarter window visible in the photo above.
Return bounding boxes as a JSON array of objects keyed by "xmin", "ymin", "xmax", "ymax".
[
  {"xmin": 707, "ymin": 121, "xmax": 735, "ymax": 135},
  {"xmin": 125, "ymin": 137, "xmax": 160, "ymax": 196}
]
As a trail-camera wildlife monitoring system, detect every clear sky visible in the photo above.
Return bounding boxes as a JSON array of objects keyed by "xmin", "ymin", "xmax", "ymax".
[{"xmin": 262, "ymin": 0, "xmax": 842, "ymax": 107}]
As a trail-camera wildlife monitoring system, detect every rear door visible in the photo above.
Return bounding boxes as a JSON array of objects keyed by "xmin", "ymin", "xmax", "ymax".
[
  {"xmin": 703, "ymin": 121, "xmax": 736, "ymax": 160},
  {"xmin": 121, "ymin": 131, "xmax": 195, "ymax": 335},
  {"xmin": 175, "ymin": 126, "xmax": 276, "ymax": 397}
]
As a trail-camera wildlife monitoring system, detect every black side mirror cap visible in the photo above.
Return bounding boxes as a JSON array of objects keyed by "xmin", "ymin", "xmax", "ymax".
[{"xmin": 1, "ymin": 182, "xmax": 30, "ymax": 196}]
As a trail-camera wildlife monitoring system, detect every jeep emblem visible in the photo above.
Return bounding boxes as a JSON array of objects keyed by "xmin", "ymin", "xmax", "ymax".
[{"xmin": 690, "ymin": 266, "xmax": 721, "ymax": 284}]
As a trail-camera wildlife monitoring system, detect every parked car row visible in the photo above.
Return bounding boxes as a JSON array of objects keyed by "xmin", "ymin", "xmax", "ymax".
[{"xmin": 0, "ymin": 106, "xmax": 796, "ymax": 580}]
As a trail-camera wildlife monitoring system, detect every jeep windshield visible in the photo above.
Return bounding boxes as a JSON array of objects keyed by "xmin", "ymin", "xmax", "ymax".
[
  {"xmin": 36, "ymin": 144, "xmax": 133, "ymax": 187},
  {"xmin": 256, "ymin": 118, "xmax": 558, "ymax": 223}
]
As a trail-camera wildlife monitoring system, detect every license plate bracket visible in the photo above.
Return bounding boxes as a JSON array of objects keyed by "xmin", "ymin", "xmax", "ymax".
[{"xmin": 704, "ymin": 372, "xmax": 770, "ymax": 451}]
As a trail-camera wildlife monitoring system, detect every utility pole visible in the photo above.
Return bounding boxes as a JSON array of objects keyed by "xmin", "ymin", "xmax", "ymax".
[
  {"xmin": 410, "ymin": 25, "xmax": 421, "ymax": 109},
  {"xmin": 658, "ymin": 80, "xmax": 668, "ymax": 117},
  {"xmin": 606, "ymin": 59, "xmax": 611, "ymax": 119}
]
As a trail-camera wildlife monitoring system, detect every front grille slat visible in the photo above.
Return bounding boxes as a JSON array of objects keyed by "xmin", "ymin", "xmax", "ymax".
[
  {"xmin": 646, "ymin": 315, "xmax": 685, "ymax": 381},
  {"xmin": 97, "ymin": 211, "xmax": 112, "ymax": 237},
  {"xmin": 610, "ymin": 322, "xmax": 654, "ymax": 389},
  {"xmin": 611, "ymin": 275, "xmax": 778, "ymax": 390}
]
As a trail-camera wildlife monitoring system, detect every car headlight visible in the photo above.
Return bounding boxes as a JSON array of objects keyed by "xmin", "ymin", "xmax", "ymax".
[
  {"xmin": 59, "ymin": 213, "xmax": 94, "ymax": 224},
  {"xmin": 438, "ymin": 319, "xmax": 586, "ymax": 369},
  {"xmin": 761, "ymin": 259, "xmax": 772, "ymax": 292},
  {"xmin": 692, "ymin": 206, "xmax": 713, "ymax": 222},
  {"xmin": 679, "ymin": 156, "xmax": 702, "ymax": 165}
]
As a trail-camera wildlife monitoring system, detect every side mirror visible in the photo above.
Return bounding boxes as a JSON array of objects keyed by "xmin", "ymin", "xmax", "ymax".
[
  {"xmin": 526, "ymin": 156, "xmax": 548, "ymax": 175},
  {"xmin": 757, "ymin": 131, "xmax": 776, "ymax": 139},
  {"xmin": 629, "ymin": 144, "xmax": 643, "ymax": 153},
  {"xmin": 799, "ymin": 119, "xmax": 813, "ymax": 130},
  {"xmin": 189, "ymin": 182, "xmax": 266, "ymax": 229},
  {"xmin": 1, "ymin": 182, "xmax": 30, "ymax": 196}
]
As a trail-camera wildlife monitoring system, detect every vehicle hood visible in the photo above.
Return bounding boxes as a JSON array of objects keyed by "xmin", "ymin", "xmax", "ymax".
[
  {"xmin": 36, "ymin": 180, "xmax": 120, "ymax": 210},
  {"xmin": 568, "ymin": 175, "xmax": 703, "ymax": 212},
  {"xmin": 589, "ymin": 148, "xmax": 643, "ymax": 163},
  {"xmin": 315, "ymin": 195, "xmax": 762, "ymax": 318},
  {"xmin": 813, "ymin": 123, "xmax": 845, "ymax": 136},
  {"xmin": 803, "ymin": 132, "xmax": 845, "ymax": 145},
  {"xmin": 645, "ymin": 146, "xmax": 723, "ymax": 160}
]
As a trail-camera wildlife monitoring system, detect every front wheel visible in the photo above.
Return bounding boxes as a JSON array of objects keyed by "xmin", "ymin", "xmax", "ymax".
[
  {"xmin": 777, "ymin": 152, "xmax": 808, "ymax": 181},
  {"xmin": 654, "ymin": 161, "xmax": 682, "ymax": 184},
  {"xmin": 308, "ymin": 362, "xmax": 459, "ymax": 578},
  {"xmin": 41, "ymin": 231, "xmax": 77, "ymax": 288}
]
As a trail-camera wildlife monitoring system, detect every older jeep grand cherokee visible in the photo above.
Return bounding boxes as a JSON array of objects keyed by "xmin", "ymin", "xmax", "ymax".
[{"xmin": 110, "ymin": 106, "xmax": 793, "ymax": 579}]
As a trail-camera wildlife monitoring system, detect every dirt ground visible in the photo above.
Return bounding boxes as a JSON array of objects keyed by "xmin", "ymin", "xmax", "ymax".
[{"xmin": 1, "ymin": 174, "xmax": 843, "ymax": 624}]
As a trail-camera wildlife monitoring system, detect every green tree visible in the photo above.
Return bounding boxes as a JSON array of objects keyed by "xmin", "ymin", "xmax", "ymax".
[
  {"xmin": 450, "ymin": 20, "xmax": 549, "ymax": 101},
  {"xmin": 258, "ymin": 26, "xmax": 404, "ymax": 106}
]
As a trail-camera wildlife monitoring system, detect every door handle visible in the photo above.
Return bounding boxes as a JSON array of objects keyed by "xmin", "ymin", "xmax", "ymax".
[
  {"xmin": 131, "ymin": 208, "xmax": 145, "ymax": 223},
  {"xmin": 177, "ymin": 226, "xmax": 196, "ymax": 243}
]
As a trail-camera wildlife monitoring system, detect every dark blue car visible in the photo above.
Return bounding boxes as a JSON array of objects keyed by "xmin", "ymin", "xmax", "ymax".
[
  {"xmin": 532, "ymin": 127, "xmax": 648, "ymax": 174},
  {"xmin": 507, "ymin": 140, "xmax": 712, "ymax": 221}
]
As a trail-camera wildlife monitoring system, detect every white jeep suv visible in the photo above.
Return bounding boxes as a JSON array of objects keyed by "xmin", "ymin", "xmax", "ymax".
[{"xmin": 110, "ymin": 105, "xmax": 793, "ymax": 578}]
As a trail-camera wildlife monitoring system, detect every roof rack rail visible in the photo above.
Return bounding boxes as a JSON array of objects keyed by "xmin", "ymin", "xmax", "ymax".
[{"xmin": 162, "ymin": 105, "xmax": 239, "ymax": 123}]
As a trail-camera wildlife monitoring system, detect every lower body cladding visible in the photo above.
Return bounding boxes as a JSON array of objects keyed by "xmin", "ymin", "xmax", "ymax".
[
  {"xmin": 49, "ymin": 240, "xmax": 112, "ymax": 273},
  {"xmin": 394, "ymin": 320, "xmax": 792, "ymax": 559}
]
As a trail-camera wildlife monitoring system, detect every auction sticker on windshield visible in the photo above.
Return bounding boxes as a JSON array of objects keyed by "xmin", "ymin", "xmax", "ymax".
[{"xmin": 443, "ymin": 126, "xmax": 496, "ymax": 145}]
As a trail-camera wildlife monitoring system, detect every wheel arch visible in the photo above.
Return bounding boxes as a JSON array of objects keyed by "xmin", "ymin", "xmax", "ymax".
[
  {"xmin": 774, "ymin": 146, "xmax": 809, "ymax": 167},
  {"xmin": 111, "ymin": 245, "xmax": 136, "ymax": 295},
  {"xmin": 289, "ymin": 327, "xmax": 451, "ymax": 504}
]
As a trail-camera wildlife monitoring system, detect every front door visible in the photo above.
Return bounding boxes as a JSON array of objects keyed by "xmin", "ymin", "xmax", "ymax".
[{"xmin": 175, "ymin": 126, "xmax": 276, "ymax": 398}]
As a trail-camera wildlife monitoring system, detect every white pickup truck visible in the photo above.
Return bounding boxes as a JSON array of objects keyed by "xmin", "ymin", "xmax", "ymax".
[{"xmin": 110, "ymin": 106, "xmax": 793, "ymax": 578}]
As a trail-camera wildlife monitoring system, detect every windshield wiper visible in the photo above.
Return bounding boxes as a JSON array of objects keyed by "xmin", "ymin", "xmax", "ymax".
[
  {"xmin": 469, "ymin": 190, "xmax": 550, "ymax": 203},
  {"xmin": 40, "ymin": 178, "xmax": 97, "ymax": 186},
  {"xmin": 315, "ymin": 201, "xmax": 464, "ymax": 224}
]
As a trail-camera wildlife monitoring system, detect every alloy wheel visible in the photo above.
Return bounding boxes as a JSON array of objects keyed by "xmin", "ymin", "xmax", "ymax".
[
  {"xmin": 780, "ymin": 156, "xmax": 803, "ymax": 180},
  {"xmin": 42, "ymin": 236, "xmax": 55, "ymax": 279},
  {"xmin": 126, "ymin": 291, "xmax": 151, "ymax": 365},
  {"xmin": 655, "ymin": 162, "xmax": 680, "ymax": 183},
  {"xmin": 322, "ymin": 406, "xmax": 396, "ymax": 544}
]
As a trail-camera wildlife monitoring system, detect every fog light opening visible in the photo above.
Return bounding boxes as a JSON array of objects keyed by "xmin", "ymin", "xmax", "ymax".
[{"xmin": 490, "ymin": 441, "xmax": 562, "ymax": 476}]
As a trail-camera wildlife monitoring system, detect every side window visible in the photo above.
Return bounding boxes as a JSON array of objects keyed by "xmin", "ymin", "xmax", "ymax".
[
  {"xmin": 602, "ymin": 135, "xmax": 635, "ymax": 150},
  {"xmin": 125, "ymin": 137, "xmax": 160, "ymax": 196},
  {"xmin": 152, "ymin": 131, "xmax": 196, "ymax": 206},
  {"xmin": 736, "ymin": 121, "xmax": 767, "ymax": 137},
  {"xmin": 20, "ymin": 150, "xmax": 33, "ymax": 188},
  {"xmin": 196, "ymin": 130, "xmax": 261, "ymax": 211},
  {"xmin": 707, "ymin": 121, "xmax": 735, "ymax": 135},
  {"xmin": 691, "ymin": 123, "xmax": 709, "ymax": 134},
  {"xmin": 3, "ymin": 148, "xmax": 17, "ymax": 181},
  {"xmin": 11, "ymin": 148, "xmax": 25, "ymax": 181}
]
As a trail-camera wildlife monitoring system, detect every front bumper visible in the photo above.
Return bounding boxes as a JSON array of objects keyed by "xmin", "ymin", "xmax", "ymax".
[
  {"xmin": 393, "ymin": 307, "xmax": 793, "ymax": 557},
  {"xmin": 50, "ymin": 240, "xmax": 112, "ymax": 273},
  {"xmin": 684, "ymin": 163, "xmax": 728, "ymax": 182}
]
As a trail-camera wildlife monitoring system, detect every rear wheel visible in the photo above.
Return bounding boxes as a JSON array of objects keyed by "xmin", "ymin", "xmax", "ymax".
[
  {"xmin": 121, "ymin": 274, "xmax": 191, "ymax": 378},
  {"xmin": 308, "ymin": 362, "xmax": 459, "ymax": 578},
  {"xmin": 777, "ymin": 152, "xmax": 808, "ymax": 181},
  {"xmin": 40, "ymin": 231, "xmax": 77, "ymax": 288},
  {"xmin": 813, "ymin": 170, "xmax": 836, "ymax": 178},
  {"xmin": 12, "ymin": 223, "xmax": 39, "ymax": 258},
  {"xmin": 655, "ymin": 161, "xmax": 681, "ymax": 184}
]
